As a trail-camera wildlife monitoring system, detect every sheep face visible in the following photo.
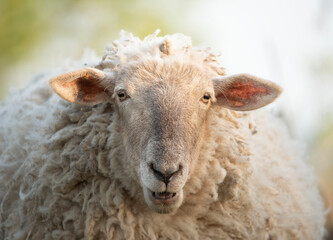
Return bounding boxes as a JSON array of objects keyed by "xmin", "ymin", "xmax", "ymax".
[
  {"xmin": 113, "ymin": 60, "xmax": 215, "ymax": 213},
  {"xmin": 50, "ymin": 57, "xmax": 281, "ymax": 214}
]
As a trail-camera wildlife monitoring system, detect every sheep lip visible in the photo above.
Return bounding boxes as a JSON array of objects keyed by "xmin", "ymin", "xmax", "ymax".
[
  {"xmin": 152, "ymin": 191, "xmax": 177, "ymax": 200},
  {"xmin": 143, "ymin": 187, "xmax": 183, "ymax": 213},
  {"xmin": 150, "ymin": 190, "xmax": 179, "ymax": 204}
]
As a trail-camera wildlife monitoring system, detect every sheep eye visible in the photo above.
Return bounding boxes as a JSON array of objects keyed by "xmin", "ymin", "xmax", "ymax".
[
  {"xmin": 117, "ymin": 90, "xmax": 128, "ymax": 101},
  {"xmin": 201, "ymin": 93, "xmax": 211, "ymax": 103}
]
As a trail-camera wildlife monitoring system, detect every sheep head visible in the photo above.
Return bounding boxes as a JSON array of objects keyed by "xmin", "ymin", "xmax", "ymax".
[{"xmin": 50, "ymin": 59, "xmax": 281, "ymax": 214}]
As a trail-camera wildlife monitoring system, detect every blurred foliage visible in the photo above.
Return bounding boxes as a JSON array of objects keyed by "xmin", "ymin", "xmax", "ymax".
[
  {"xmin": 311, "ymin": 54, "xmax": 333, "ymax": 82},
  {"xmin": 311, "ymin": 117, "xmax": 333, "ymax": 239},
  {"xmin": 0, "ymin": 0, "xmax": 196, "ymax": 99},
  {"xmin": 0, "ymin": 0, "xmax": 73, "ymax": 71}
]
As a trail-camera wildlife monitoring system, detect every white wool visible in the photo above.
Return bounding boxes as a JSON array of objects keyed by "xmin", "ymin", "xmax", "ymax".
[
  {"xmin": 0, "ymin": 31, "xmax": 326, "ymax": 239},
  {"xmin": 98, "ymin": 30, "xmax": 225, "ymax": 77}
]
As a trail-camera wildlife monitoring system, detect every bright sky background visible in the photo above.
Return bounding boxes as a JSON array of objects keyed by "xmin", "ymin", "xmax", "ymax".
[{"xmin": 184, "ymin": 0, "xmax": 333, "ymax": 142}]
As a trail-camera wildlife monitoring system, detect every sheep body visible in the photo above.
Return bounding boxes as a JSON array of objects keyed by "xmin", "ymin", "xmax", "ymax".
[{"xmin": 0, "ymin": 32, "xmax": 325, "ymax": 239}]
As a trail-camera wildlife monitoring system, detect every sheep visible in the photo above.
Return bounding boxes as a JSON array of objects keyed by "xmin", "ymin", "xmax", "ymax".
[{"xmin": 0, "ymin": 30, "xmax": 326, "ymax": 240}]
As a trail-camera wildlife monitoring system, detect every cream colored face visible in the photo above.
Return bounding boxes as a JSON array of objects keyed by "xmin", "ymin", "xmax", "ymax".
[
  {"xmin": 113, "ymin": 61, "xmax": 216, "ymax": 213},
  {"xmin": 50, "ymin": 59, "xmax": 281, "ymax": 214}
]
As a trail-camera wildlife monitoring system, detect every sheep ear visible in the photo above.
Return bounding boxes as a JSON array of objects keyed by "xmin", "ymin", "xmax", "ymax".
[
  {"xmin": 213, "ymin": 74, "xmax": 282, "ymax": 111},
  {"xmin": 50, "ymin": 68, "xmax": 111, "ymax": 106}
]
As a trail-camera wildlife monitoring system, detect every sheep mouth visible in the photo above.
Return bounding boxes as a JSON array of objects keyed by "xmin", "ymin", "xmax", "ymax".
[
  {"xmin": 149, "ymin": 189, "xmax": 180, "ymax": 205},
  {"xmin": 152, "ymin": 191, "xmax": 177, "ymax": 200},
  {"xmin": 143, "ymin": 188, "xmax": 183, "ymax": 213}
]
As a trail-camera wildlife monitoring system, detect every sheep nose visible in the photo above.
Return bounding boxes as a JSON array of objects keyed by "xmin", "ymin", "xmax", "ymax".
[{"xmin": 150, "ymin": 164, "xmax": 182, "ymax": 185}]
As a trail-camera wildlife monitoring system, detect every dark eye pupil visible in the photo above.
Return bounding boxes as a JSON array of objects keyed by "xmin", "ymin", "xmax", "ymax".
[
  {"xmin": 117, "ymin": 91, "xmax": 127, "ymax": 101},
  {"xmin": 203, "ymin": 94, "xmax": 210, "ymax": 100}
]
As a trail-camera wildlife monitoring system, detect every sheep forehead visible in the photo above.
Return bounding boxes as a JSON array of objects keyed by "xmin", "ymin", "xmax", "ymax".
[{"xmin": 117, "ymin": 58, "xmax": 216, "ymax": 98}]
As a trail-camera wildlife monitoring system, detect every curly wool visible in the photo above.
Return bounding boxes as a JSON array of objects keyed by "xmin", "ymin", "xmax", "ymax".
[
  {"xmin": 97, "ymin": 30, "xmax": 225, "ymax": 78},
  {"xmin": 0, "ymin": 32, "xmax": 326, "ymax": 239}
]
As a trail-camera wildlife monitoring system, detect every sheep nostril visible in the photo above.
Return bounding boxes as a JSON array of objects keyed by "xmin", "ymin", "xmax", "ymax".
[
  {"xmin": 153, "ymin": 169, "xmax": 165, "ymax": 182},
  {"xmin": 150, "ymin": 163, "xmax": 182, "ymax": 184}
]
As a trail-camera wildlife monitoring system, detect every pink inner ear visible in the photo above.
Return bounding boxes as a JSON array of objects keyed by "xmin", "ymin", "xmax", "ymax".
[
  {"xmin": 222, "ymin": 80, "xmax": 270, "ymax": 107},
  {"xmin": 58, "ymin": 76, "xmax": 106, "ymax": 103},
  {"xmin": 228, "ymin": 80, "xmax": 270, "ymax": 99},
  {"xmin": 75, "ymin": 77, "xmax": 106, "ymax": 102}
]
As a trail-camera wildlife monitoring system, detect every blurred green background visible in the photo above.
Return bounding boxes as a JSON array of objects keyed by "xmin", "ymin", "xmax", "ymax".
[
  {"xmin": 0, "ymin": 0, "xmax": 332, "ymax": 238},
  {"xmin": 0, "ymin": 0, "xmax": 201, "ymax": 98}
]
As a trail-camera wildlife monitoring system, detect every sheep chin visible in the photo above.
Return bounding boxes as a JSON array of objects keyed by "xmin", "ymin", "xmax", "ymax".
[{"xmin": 142, "ymin": 187, "xmax": 184, "ymax": 214}]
